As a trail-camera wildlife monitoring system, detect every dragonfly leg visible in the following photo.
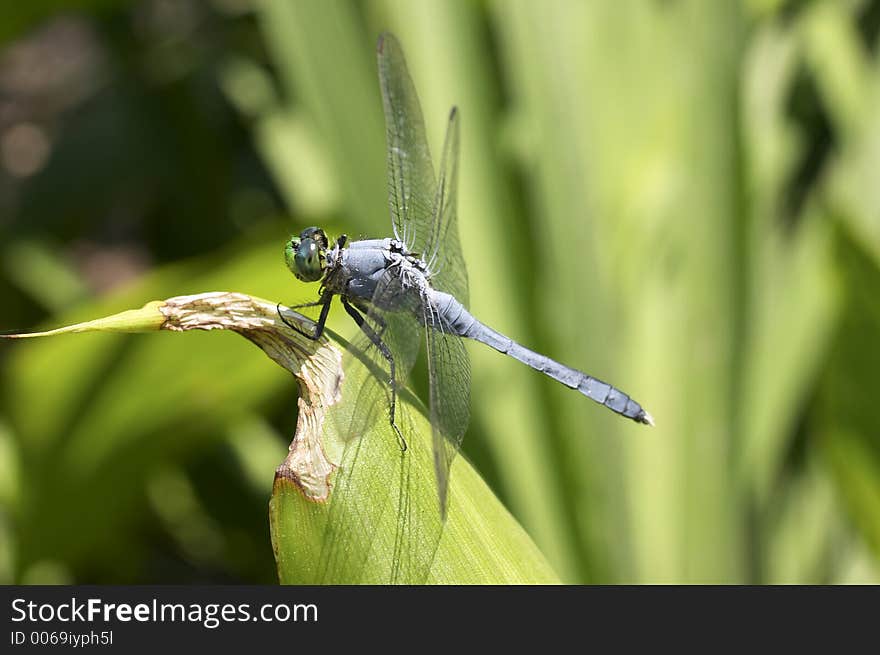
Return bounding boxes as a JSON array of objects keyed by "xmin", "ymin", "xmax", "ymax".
[
  {"xmin": 276, "ymin": 293, "xmax": 333, "ymax": 340},
  {"xmin": 341, "ymin": 297, "xmax": 407, "ymax": 452}
]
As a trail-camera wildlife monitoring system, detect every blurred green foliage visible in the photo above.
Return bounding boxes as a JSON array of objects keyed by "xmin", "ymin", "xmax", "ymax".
[{"xmin": 1, "ymin": 0, "xmax": 880, "ymax": 584}]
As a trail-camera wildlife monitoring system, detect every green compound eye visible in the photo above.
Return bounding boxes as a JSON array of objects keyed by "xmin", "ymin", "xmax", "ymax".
[{"xmin": 283, "ymin": 229, "xmax": 326, "ymax": 283}]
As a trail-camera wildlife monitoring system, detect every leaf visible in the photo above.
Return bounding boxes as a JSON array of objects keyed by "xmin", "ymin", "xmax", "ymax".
[
  {"xmin": 3, "ymin": 291, "xmax": 345, "ymax": 505},
  {"xmin": 2, "ymin": 301, "xmax": 167, "ymax": 338},
  {"xmin": 3, "ymin": 291, "xmax": 559, "ymax": 584},
  {"xmin": 270, "ymin": 382, "xmax": 560, "ymax": 584}
]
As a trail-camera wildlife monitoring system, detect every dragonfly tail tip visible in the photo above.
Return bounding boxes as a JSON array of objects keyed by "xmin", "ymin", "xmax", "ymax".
[{"xmin": 638, "ymin": 410, "xmax": 655, "ymax": 427}]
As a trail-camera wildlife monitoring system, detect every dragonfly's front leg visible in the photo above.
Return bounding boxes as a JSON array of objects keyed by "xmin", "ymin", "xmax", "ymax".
[
  {"xmin": 277, "ymin": 292, "xmax": 333, "ymax": 340},
  {"xmin": 340, "ymin": 297, "xmax": 407, "ymax": 452}
]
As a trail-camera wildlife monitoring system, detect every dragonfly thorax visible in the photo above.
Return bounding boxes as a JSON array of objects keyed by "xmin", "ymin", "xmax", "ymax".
[{"xmin": 322, "ymin": 237, "xmax": 433, "ymax": 305}]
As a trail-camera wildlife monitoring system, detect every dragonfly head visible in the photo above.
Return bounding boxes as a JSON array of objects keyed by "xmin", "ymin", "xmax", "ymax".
[{"xmin": 285, "ymin": 227, "xmax": 329, "ymax": 283}]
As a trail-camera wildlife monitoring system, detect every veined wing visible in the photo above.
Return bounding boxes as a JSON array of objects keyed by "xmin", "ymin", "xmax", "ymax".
[
  {"xmin": 378, "ymin": 34, "xmax": 470, "ymax": 519},
  {"xmin": 377, "ymin": 33, "xmax": 436, "ymax": 255},
  {"xmin": 424, "ymin": 298, "xmax": 471, "ymax": 519},
  {"xmin": 320, "ymin": 272, "xmax": 442, "ymax": 582},
  {"xmin": 426, "ymin": 108, "xmax": 468, "ymax": 307}
]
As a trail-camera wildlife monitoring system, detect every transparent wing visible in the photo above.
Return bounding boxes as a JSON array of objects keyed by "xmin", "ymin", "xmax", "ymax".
[
  {"xmin": 377, "ymin": 32, "xmax": 436, "ymax": 254},
  {"xmin": 426, "ymin": 108, "xmax": 469, "ymax": 307},
  {"xmin": 424, "ymin": 302, "xmax": 471, "ymax": 518},
  {"xmin": 318, "ymin": 272, "xmax": 442, "ymax": 583}
]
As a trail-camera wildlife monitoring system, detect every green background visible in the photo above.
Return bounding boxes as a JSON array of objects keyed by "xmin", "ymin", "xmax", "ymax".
[{"xmin": 2, "ymin": 0, "xmax": 880, "ymax": 584}]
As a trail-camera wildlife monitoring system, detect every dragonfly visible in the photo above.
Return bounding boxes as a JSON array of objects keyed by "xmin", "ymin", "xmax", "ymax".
[{"xmin": 282, "ymin": 32, "xmax": 652, "ymax": 518}]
